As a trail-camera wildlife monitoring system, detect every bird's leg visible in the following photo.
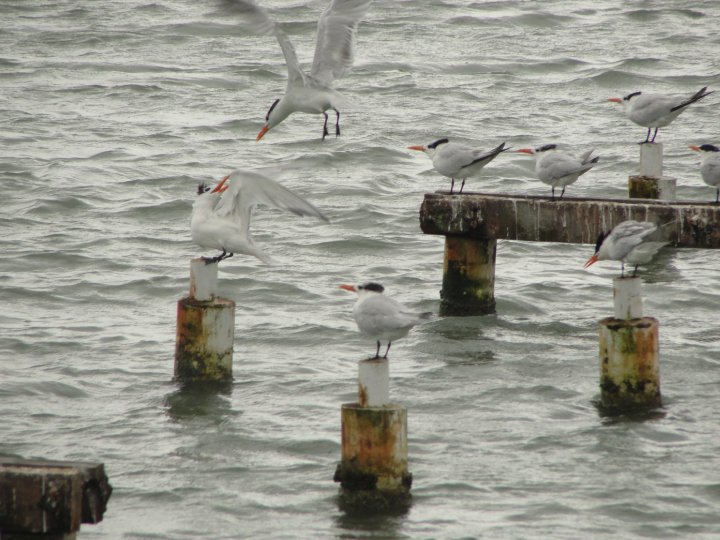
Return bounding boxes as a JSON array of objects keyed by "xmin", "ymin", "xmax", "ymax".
[
  {"xmin": 203, "ymin": 249, "xmax": 230, "ymax": 265},
  {"xmin": 459, "ymin": 178, "xmax": 466, "ymax": 194},
  {"xmin": 650, "ymin": 127, "xmax": 658, "ymax": 143},
  {"xmin": 620, "ymin": 261, "xmax": 625, "ymax": 278},
  {"xmin": 450, "ymin": 178, "xmax": 455, "ymax": 194},
  {"xmin": 643, "ymin": 128, "xmax": 651, "ymax": 144},
  {"xmin": 632, "ymin": 264, "xmax": 639, "ymax": 277},
  {"xmin": 383, "ymin": 341, "xmax": 391, "ymax": 359},
  {"xmin": 374, "ymin": 340, "xmax": 381, "ymax": 359},
  {"xmin": 559, "ymin": 186, "xmax": 566, "ymax": 199},
  {"xmin": 716, "ymin": 187, "xmax": 719, "ymax": 204},
  {"xmin": 322, "ymin": 112, "xmax": 329, "ymax": 140},
  {"xmin": 334, "ymin": 109, "xmax": 340, "ymax": 137},
  {"xmin": 551, "ymin": 186, "xmax": 555, "ymax": 200}
]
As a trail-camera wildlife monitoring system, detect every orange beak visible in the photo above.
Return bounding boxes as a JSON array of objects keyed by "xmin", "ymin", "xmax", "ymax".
[
  {"xmin": 256, "ymin": 125, "xmax": 270, "ymax": 142},
  {"xmin": 211, "ymin": 174, "xmax": 230, "ymax": 193},
  {"xmin": 407, "ymin": 145, "xmax": 425, "ymax": 152},
  {"xmin": 607, "ymin": 97, "xmax": 623, "ymax": 103},
  {"xmin": 689, "ymin": 145, "xmax": 701, "ymax": 152},
  {"xmin": 515, "ymin": 148, "xmax": 534, "ymax": 154},
  {"xmin": 339, "ymin": 284, "xmax": 356, "ymax": 292},
  {"xmin": 583, "ymin": 254, "xmax": 599, "ymax": 269}
]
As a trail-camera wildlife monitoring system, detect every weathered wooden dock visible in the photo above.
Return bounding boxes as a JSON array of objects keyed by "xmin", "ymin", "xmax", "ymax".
[
  {"xmin": 0, "ymin": 458, "xmax": 111, "ymax": 538},
  {"xmin": 419, "ymin": 192, "xmax": 720, "ymax": 315}
]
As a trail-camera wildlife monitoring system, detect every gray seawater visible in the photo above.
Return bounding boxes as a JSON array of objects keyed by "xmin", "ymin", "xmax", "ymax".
[{"xmin": 2, "ymin": 0, "xmax": 720, "ymax": 538}]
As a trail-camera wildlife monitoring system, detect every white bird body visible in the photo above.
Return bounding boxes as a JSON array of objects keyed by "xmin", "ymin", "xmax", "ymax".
[
  {"xmin": 191, "ymin": 170, "xmax": 328, "ymax": 265},
  {"xmin": 517, "ymin": 144, "xmax": 598, "ymax": 199},
  {"xmin": 228, "ymin": 0, "xmax": 372, "ymax": 140},
  {"xmin": 609, "ymin": 87, "xmax": 712, "ymax": 143},
  {"xmin": 408, "ymin": 138, "xmax": 508, "ymax": 194},
  {"xmin": 689, "ymin": 144, "xmax": 720, "ymax": 203},
  {"xmin": 340, "ymin": 282, "xmax": 431, "ymax": 358},
  {"xmin": 584, "ymin": 220, "xmax": 666, "ymax": 276}
]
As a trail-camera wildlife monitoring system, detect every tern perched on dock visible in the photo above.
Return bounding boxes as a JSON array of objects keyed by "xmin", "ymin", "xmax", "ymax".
[
  {"xmin": 608, "ymin": 87, "xmax": 713, "ymax": 143},
  {"xmin": 584, "ymin": 220, "xmax": 667, "ymax": 277},
  {"xmin": 407, "ymin": 139, "xmax": 509, "ymax": 194},
  {"xmin": 226, "ymin": 0, "xmax": 373, "ymax": 141},
  {"xmin": 689, "ymin": 144, "xmax": 720, "ymax": 203},
  {"xmin": 515, "ymin": 144, "xmax": 598, "ymax": 200},
  {"xmin": 339, "ymin": 282, "xmax": 432, "ymax": 359},
  {"xmin": 191, "ymin": 170, "xmax": 328, "ymax": 265}
]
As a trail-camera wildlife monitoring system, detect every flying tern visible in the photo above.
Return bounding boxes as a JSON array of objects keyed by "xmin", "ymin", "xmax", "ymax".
[
  {"xmin": 407, "ymin": 138, "xmax": 509, "ymax": 194},
  {"xmin": 583, "ymin": 220, "xmax": 667, "ymax": 277},
  {"xmin": 227, "ymin": 0, "xmax": 372, "ymax": 141},
  {"xmin": 515, "ymin": 144, "xmax": 599, "ymax": 200},
  {"xmin": 689, "ymin": 144, "xmax": 720, "ymax": 203},
  {"xmin": 608, "ymin": 87, "xmax": 713, "ymax": 143},
  {"xmin": 339, "ymin": 282, "xmax": 432, "ymax": 359},
  {"xmin": 191, "ymin": 169, "xmax": 328, "ymax": 265}
]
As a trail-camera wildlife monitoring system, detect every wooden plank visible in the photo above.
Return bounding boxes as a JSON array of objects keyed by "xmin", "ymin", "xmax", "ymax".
[
  {"xmin": 419, "ymin": 192, "xmax": 720, "ymax": 248},
  {"xmin": 0, "ymin": 459, "xmax": 111, "ymax": 535}
]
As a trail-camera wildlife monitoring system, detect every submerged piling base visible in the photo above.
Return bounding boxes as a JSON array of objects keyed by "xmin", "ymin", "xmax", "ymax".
[
  {"xmin": 598, "ymin": 317, "xmax": 661, "ymax": 412},
  {"xmin": 334, "ymin": 403, "xmax": 411, "ymax": 509},
  {"xmin": 440, "ymin": 236, "xmax": 496, "ymax": 316}
]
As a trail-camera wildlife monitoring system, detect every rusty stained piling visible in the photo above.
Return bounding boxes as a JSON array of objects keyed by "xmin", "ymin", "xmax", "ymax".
[
  {"xmin": 598, "ymin": 317, "xmax": 661, "ymax": 411},
  {"xmin": 628, "ymin": 143, "xmax": 677, "ymax": 200},
  {"xmin": 441, "ymin": 236, "xmax": 496, "ymax": 316},
  {"xmin": 0, "ymin": 458, "xmax": 112, "ymax": 539},
  {"xmin": 174, "ymin": 258, "xmax": 235, "ymax": 381},
  {"xmin": 598, "ymin": 275, "xmax": 660, "ymax": 411},
  {"xmin": 334, "ymin": 358, "xmax": 411, "ymax": 508}
]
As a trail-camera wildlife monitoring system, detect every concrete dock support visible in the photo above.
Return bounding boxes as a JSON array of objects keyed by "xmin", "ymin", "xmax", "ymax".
[
  {"xmin": 174, "ymin": 258, "xmax": 235, "ymax": 381},
  {"xmin": 334, "ymin": 358, "xmax": 411, "ymax": 508},
  {"xmin": 0, "ymin": 458, "xmax": 112, "ymax": 539},
  {"xmin": 628, "ymin": 143, "xmax": 676, "ymax": 200},
  {"xmin": 598, "ymin": 276, "xmax": 661, "ymax": 411},
  {"xmin": 441, "ymin": 236, "xmax": 496, "ymax": 316}
]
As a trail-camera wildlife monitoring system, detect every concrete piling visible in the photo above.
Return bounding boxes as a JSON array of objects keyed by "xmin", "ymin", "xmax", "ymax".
[
  {"xmin": 598, "ymin": 317, "xmax": 661, "ymax": 411},
  {"xmin": 440, "ymin": 236, "xmax": 496, "ymax": 315},
  {"xmin": 598, "ymin": 276, "xmax": 661, "ymax": 411},
  {"xmin": 334, "ymin": 358, "xmax": 411, "ymax": 508},
  {"xmin": 174, "ymin": 258, "xmax": 235, "ymax": 381},
  {"xmin": 628, "ymin": 143, "xmax": 677, "ymax": 200}
]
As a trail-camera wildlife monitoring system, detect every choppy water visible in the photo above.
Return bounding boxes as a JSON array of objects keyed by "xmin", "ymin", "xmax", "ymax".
[{"xmin": 2, "ymin": 0, "xmax": 720, "ymax": 538}]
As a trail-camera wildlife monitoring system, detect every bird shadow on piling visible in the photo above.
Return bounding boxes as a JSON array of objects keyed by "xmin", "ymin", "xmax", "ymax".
[{"xmin": 163, "ymin": 380, "xmax": 235, "ymax": 422}]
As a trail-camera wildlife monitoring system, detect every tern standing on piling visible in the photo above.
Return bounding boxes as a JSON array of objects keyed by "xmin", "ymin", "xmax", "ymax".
[
  {"xmin": 608, "ymin": 87, "xmax": 713, "ymax": 143},
  {"xmin": 407, "ymin": 139, "xmax": 509, "ymax": 194},
  {"xmin": 226, "ymin": 0, "xmax": 373, "ymax": 141},
  {"xmin": 515, "ymin": 144, "xmax": 599, "ymax": 200},
  {"xmin": 583, "ymin": 220, "xmax": 667, "ymax": 277},
  {"xmin": 191, "ymin": 170, "xmax": 328, "ymax": 264},
  {"xmin": 339, "ymin": 282, "xmax": 432, "ymax": 359},
  {"xmin": 689, "ymin": 144, "xmax": 720, "ymax": 203}
]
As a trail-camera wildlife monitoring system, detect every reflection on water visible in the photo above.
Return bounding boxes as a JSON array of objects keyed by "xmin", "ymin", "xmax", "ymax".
[{"xmin": 164, "ymin": 380, "xmax": 235, "ymax": 422}]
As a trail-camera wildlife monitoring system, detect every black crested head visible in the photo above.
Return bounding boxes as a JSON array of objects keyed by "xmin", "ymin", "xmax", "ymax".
[
  {"xmin": 358, "ymin": 282, "xmax": 385, "ymax": 293},
  {"xmin": 197, "ymin": 182, "xmax": 210, "ymax": 195},
  {"xmin": 537, "ymin": 143, "xmax": 557, "ymax": 153},
  {"xmin": 428, "ymin": 138, "xmax": 449, "ymax": 149},
  {"xmin": 700, "ymin": 144, "xmax": 720, "ymax": 152},
  {"xmin": 594, "ymin": 230, "xmax": 610, "ymax": 254},
  {"xmin": 265, "ymin": 98, "xmax": 280, "ymax": 121},
  {"xmin": 624, "ymin": 91, "xmax": 642, "ymax": 101}
]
